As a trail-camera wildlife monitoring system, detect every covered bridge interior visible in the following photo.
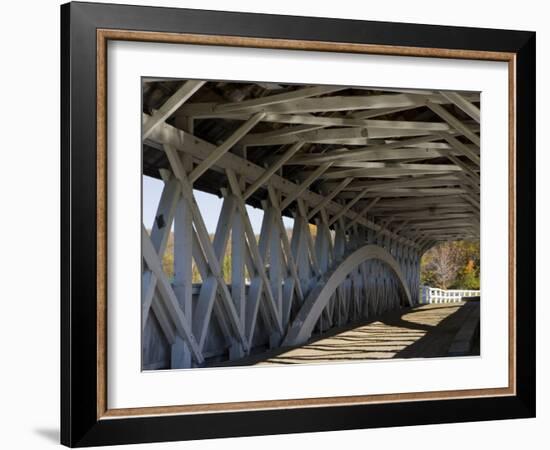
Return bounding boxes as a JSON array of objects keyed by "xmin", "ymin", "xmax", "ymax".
[{"xmin": 141, "ymin": 79, "xmax": 480, "ymax": 369}]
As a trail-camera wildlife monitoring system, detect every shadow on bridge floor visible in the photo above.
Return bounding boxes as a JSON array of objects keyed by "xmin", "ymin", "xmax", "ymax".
[{"xmin": 212, "ymin": 302, "xmax": 480, "ymax": 367}]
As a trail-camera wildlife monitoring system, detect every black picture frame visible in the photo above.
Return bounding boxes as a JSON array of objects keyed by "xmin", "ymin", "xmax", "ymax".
[{"xmin": 61, "ymin": 1, "xmax": 535, "ymax": 447}]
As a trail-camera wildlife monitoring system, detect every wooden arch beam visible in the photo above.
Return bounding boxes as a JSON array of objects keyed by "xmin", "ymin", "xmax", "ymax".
[{"xmin": 282, "ymin": 244, "xmax": 413, "ymax": 347}]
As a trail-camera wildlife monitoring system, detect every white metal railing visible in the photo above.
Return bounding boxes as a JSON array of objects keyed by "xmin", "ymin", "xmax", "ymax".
[{"xmin": 420, "ymin": 286, "xmax": 480, "ymax": 304}]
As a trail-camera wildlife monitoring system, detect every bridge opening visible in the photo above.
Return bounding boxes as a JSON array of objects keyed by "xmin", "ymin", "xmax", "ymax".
[{"xmin": 141, "ymin": 78, "xmax": 480, "ymax": 370}]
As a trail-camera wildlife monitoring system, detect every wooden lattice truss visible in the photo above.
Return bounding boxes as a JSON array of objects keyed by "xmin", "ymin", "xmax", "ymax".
[{"xmin": 141, "ymin": 80, "xmax": 480, "ymax": 369}]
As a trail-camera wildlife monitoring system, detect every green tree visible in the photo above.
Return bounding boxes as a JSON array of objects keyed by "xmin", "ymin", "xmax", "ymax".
[{"xmin": 421, "ymin": 240, "xmax": 480, "ymax": 289}]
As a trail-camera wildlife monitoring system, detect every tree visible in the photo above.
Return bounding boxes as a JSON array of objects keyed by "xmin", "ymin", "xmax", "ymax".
[
  {"xmin": 421, "ymin": 240, "xmax": 480, "ymax": 290},
  {"xmin": 423, "ymin": 242, "xmax": 462, "ymax": 289},
  {"xmin": 452, "ymin": 258, "xmax": 480, "ymax": 290}
]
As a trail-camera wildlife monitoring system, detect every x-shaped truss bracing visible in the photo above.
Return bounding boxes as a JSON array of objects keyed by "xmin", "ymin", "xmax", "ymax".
[{"xmin": 141, "ymin": 81, "xmax": 479, "ymax": 368}]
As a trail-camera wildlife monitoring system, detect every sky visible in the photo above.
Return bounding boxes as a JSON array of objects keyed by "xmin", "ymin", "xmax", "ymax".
[{"xmin": 143, "ymin": 175, "xmax": 295, "ymax": 234}]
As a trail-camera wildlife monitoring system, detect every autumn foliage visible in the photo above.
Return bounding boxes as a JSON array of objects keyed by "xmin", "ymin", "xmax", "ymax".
[
  {"xmin": 420, "ymin": 240, "xmax": 480, "ymax": 290},
  {"xmin": 153, "ymin": 228, "xmax": 479, "ymax": 291}
]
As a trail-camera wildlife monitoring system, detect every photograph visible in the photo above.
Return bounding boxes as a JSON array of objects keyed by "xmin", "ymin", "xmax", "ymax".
[
  {"xmin": 0, "ymin": 0, "xmax": 543, "ymax": 447},
  {"xmin": 56, "ymin": 1, "xmax": 536, "ymax": 446},
  {"xmin": 141, "ymin": 79, "xmax": 481, "ymax": 370}
]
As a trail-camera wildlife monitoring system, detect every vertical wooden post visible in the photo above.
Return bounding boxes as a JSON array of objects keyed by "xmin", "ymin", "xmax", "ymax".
[
  {"xmin": 171, "ymin": 154, "xmax": 193, "ymax": 368},
  {"xmin": 231, "ymin": 196, "xmax": 246, "ymax": 330},
  {"xmin": 268, "ymin": 205, "xmax": 283, "ymax": 323}
]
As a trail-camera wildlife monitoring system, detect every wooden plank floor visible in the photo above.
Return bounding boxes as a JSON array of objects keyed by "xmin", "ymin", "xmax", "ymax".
[{"xmin": 223, "ymin": 302, "xmax": 480, "ymax": 367}]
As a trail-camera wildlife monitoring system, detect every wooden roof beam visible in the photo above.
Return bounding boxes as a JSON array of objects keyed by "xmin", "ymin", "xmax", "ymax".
[
  {"xmin": 426, "ymin": 100, "xmax": 480, "ymax": 146},
  {"xmin": 179, "ymin": 92, "xmax": 480, "ymax": 117},
  {"xmin": 439, "ymin": 91, "xmax": 480, "ymax": 123},
  {"xmin": 144, "ymin": 114, "xmax": 418, "ymax": 248},
  {"xmin": 142, "ymin": 80, "xmax": 205, "ymax": 140}
]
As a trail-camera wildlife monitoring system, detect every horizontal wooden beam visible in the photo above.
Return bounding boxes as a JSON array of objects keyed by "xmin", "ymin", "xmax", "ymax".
[
  {"xmin": 214, "ymin": 85, "xmax": 343, "ymax": 114},
  {"xmin": 180, "ymin": 92, "xmax": 479, "ymax": 117},
  {"xmin": 242, "ymin": 124, "xmax": 324, "ymax": 144},
  {"xmin": 289, "ymin": 135, "xmax": 445, "ymax": 164},
  {"xmin": 323, "ymin": 174, "xmax": 462, "ymax": 192},
  {"xmin": 336, "ymin": 187, "xmax": 468, "ymax": 199},
  {"xmin": 144, "ymin": 114, "xmax": 418, "ymax": 248},
  {"xmin": 318, "ymin": 163, "xmax": 462, "ymax": 180},
  {"xmin": 244, "ymin": 119, "xmax": 468, "ymax": 147},
  {"xmin": 372, "ymin": 195, "xmax": 470, "ymax": 208},
  {"xmin": 244, "ymin": 127, "xmax": 369, "ymax": 147},
  {"xmin": 290, "ymin": 147, "xmax": 459, "ymax": 165}
]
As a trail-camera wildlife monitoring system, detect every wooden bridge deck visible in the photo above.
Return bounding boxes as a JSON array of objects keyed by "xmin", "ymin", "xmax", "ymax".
[{"xmin": 223, "ymin": 302, "xmax": 480, "ymax": 367}]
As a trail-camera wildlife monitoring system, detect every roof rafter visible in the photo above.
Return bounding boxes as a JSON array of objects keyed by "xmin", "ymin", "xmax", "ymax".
[{"xmin": 144, "ymin": 80, "xmax": 481, "ymax": 244}]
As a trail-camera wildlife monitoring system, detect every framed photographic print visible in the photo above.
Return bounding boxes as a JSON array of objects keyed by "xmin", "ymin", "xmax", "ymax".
[{"xmin": 60, "ymin": 1, "xmax": 536, "ymax": 447}]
